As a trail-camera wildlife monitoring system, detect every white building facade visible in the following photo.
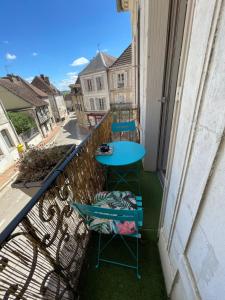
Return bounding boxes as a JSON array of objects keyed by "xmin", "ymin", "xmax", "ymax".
[
  {"xmin": 32, "ymin": 75, "xmax": 68, "ymax": 122},
  {"xmin": 108, "ymin": 45, "xmax": 136, "ymax": 106},
  {"xmin": 79, "ymin": 52, "xmax": 116, "ymax": 126},
  {"xmin": 0, "ymin": 100, "xmax": 20, "ymax": 173},
  {"xmin": 118, "ymin": 0, "xmax": 225, "ymax": 299},
  {"xmin": 81, "ymin": 71, "xmax": 110, "ymax": 113}
]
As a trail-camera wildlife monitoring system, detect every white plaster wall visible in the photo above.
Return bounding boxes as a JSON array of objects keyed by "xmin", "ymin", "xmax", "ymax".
[
  {"xmin": 80, "ymin": 71, "xmax": 110, "ymax": 112},
  {"xmin": 0, "ymin": 122, "xmax": 20, "ymax": 174},
  {"xmin": 158, "ymin": 0, "xmax": 225, "ymax": 299},
  {"xmin": 55, "ymin": 95, "xmax": 67, "ymax": 119},
  {"xmin": 108, "ymin": 65, "xmax": 135, "ymax": 105},
  {"xmin": 0, "ymin": 103, "xmax": 8, "ymax": 125},
  {"xmin": 138, "ymin": 0, "xmax": 170, "ymax": 171}
]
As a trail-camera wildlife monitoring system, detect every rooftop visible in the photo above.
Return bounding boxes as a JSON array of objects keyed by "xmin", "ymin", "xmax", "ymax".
[
  {"xmin": 79, "ymin": 52, "xmax": 117, "ymax": 76},
  {"xmin": 0, "ymin": 75, "xmax": 48, "ymax": 107},
  {"xmin": 31, "ymin": 74, "xmax": 60, "ymax": 95},
  {"xmin": 110, "ymin": 44, "xmax": 132, "ymax": 68}
]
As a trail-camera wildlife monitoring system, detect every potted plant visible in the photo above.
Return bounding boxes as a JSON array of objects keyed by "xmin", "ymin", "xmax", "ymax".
[{"xmin": 12, "ymin": 144, "xmax": 75, "ymax": 195}]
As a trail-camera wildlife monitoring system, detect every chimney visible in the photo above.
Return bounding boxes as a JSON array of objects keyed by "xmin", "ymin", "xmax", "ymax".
[{"xmin": 5, "ymin": 74, "xmax": 20, "ymax": 82}]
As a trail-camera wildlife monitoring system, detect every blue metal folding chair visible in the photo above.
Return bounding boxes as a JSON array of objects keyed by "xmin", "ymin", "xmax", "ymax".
[
  {"xmin": 71, "ymin": 194, "xmax": 143, "ymax": 279},
  {"xmin": 111, "ymin": 120, "xmax": 138, "ymax": 141}
]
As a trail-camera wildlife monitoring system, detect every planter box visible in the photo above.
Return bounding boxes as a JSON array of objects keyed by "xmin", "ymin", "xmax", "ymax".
[{"xmin": 12, "ymin": 144, "xmax": 76, "ymax": 190}]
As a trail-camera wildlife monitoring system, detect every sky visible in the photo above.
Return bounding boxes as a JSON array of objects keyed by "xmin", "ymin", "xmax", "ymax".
[{"xmin": 0, "ymin": 0, "xmax": 131, "ymax": 90}]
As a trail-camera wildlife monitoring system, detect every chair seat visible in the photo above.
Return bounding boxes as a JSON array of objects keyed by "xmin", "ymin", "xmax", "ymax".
[{"xmin": 88, "ymin": 191, "xmax": 139, "ymax": 235}]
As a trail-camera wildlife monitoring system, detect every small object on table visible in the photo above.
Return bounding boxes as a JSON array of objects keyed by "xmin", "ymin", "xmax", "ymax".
[{"xmin": 95, "ymin": 143, "xmax": 113, "ymax": 156}]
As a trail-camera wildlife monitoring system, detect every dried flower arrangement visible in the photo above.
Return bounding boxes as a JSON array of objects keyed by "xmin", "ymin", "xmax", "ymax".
[{"xmin": 15, "ymin": 144, "xmax": 74, "ymax": 183}]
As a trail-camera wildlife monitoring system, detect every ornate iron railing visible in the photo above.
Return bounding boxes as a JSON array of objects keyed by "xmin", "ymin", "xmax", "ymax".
[{"xmin": 0, "ymin": 112, "xmax": 112, "ymax": 299}]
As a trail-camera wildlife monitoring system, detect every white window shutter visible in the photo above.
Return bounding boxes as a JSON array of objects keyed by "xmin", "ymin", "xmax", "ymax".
[
  {"xmin": 85, "ymin": 98, "xmax": 89, "ymax": 110},
  {"xmin": 112, "ymin": 73, "xmax": 117, "ymax": 89},
  {"xmin": 95, "ymin": 98, "xmax": 100, "ymax": 110},
  {"xmin": 84, "ymin": 79, "xmax": 88, "ymax": 92},
  {"xmin": 91, "ymin": 79, "xmax": 95, "ymax": 91},
  {"xmin": 103, "ymin": 98, "xmax": 106, "ymax": 110},
  {"xmin": 124, "ymin": 72, "xmax": 128, "ymax": 88},
  {"xmin": 101, "ymin": 76, "xmax": 104, "ymax": 90}
]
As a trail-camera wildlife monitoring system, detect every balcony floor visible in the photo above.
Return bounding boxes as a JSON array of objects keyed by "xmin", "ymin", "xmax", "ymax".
[{"xmin": 79, "ymin": 170, "xmax": 167, "ymax": 300}]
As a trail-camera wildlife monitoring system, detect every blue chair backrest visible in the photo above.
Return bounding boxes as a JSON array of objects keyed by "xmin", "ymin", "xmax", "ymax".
[
  {"xmin": 111, "ymin": 120, "xmax": 136, "ymax": 133},
  {"xmin": 71, "ymin": 202, "xmax": 142, "ymax": 229}
]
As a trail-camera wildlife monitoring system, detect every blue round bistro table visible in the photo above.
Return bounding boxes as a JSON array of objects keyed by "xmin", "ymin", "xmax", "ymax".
[
  {"xmin": 96, "ymin": 141, "xmax": 146, "ymax": 192},
  {"xmin": 95, "ymin": 141, "xmax": 146, "ymax": 166}
]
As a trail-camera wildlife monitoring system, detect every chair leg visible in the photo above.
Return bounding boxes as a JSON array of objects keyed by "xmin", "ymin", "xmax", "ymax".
[
  {"xmin": 136, "ymin": 236, "xmax": 141, "ymax": 279},
  {"xmin": 96, "ymin": 232, "xmax": 101, "ymax": 269}
]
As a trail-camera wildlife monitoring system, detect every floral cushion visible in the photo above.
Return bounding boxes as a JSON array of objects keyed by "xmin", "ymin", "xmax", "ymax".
[{"xmin": 88, "ymin": 191, "xmax": 138, "ymax": 235}]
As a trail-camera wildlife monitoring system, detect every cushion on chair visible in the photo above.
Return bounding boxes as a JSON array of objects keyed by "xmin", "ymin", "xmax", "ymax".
[{"xmin": 88, "ymin": 191, "xmax": 138, "ymax": 235}]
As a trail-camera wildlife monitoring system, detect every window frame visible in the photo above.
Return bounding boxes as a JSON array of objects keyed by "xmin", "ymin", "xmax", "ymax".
[
  {"xmin": 96, "ymin": 76, "xmax": 104, "ymax": 91},
  {"xmin": 95, "ymin": 97, "xmax": 105, "ymax": 111},
  {"xmin": 87, "ymin": 79, "xmax": 93, "ymax": 91},
  {"xmin": 117, "ymin": 73, "xmax": 125, "ymax": 88},
  {"xmin": 89, "ymin": 98, "xmax": 95, "ymax": 111},
  {"xmin": 1, "ymin": 129, "xmax": 14, "ymax": 149}
]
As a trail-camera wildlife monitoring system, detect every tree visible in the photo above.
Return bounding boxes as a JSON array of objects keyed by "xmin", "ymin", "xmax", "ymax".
[{"xmin": 7, "ymin": 111, "xmax": 37, "ymax": 134}]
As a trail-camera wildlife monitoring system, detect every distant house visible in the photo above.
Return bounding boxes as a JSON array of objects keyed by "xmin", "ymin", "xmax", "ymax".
[
  {"xmin": 69, "ymin": 77, "xmax": 89, "ymax": 127},
  {"xmin": 108, "ymin": 44, "xmax": 136, "ymax": 107},
  {"xmin": 0, "ymin": 99, "xmax": 20, "ymax": 173},
  {"xmin": 0, "ymin": 75, "xmax": 52, "ymax": 141},
  {"xmin": 79, "ymin": 52, "xmax": 116, "ymax": 126},
  {"xmin": 64, "ymin": 93, "xmax": 73, "ymax": 112},
  {"xmin": 32, "ymin": 75, "xmax": 67, "ymax": 122}
]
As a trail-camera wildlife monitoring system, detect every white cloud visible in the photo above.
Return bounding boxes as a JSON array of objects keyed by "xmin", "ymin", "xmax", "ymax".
[
  {"xmin": 3, "ymin": 40, "xmax": 9, "ymax": 44},
  {"xmin": 25, "ymin": 76, "xmax": 34, "ymax": 83},
  {"xmin": 32, "ymin": 52, "xmax": 38, "ymax": 56},
  {"xmin": 6, "ymin": 52, "xmax": 16, "ymax": 60},
  {"xmin": 57, "ymin": 72, "xmax": 78, "ymax": 90},
  {"xmin": 66, "ymin": 71, "xmax": 77, "ymax": 76},
  {"xmin": 70, "ymin": 57, "xmax": 89, "ymax": 67}
]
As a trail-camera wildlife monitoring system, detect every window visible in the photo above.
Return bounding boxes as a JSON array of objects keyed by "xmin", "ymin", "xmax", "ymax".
[
  {"xmin": 95, "ymin": 98, "xmax": 106, "ymax": 111},
  {"xmin": 96, "ymin": 76, "xmax": 104, "ymax": 90},
  {"xmin": 89, "ymin": 98, "xmax": 95, "ymax": 111},
  {"xmin": 87, "ymin": 79, "xmax": 93, "ymax": 91},
  {"xmin": 117, "ymin": 94, "xmax": 125, "ymax": 103},
  {"xmin": 117, "ymin": 73, "xmax": 125, "ymax": 88},
  {"xmin": 1, "ymin": 129, "xmax": 14, "ymax": 148}
]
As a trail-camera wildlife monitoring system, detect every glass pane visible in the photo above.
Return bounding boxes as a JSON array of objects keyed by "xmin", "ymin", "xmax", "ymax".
[{"xmin": 1, "ymin": 129, "xmax": 14, "ymax": 148}]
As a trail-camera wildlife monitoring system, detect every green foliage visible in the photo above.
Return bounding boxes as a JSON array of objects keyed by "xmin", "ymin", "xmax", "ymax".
[{"xmin": 7, "ymin": 111, "xmax": 36, "ymax": 134}]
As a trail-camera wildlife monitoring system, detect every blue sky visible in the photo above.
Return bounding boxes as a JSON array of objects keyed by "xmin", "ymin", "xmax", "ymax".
[{"xmin": 0, "ymin": 0, "xmax": 131, "ymax": 90}]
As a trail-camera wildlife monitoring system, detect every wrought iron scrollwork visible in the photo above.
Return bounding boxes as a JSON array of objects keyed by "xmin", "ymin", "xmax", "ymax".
[{"xmin": 0, "ymin": 113, "xmax": 112, "ymax": 299}]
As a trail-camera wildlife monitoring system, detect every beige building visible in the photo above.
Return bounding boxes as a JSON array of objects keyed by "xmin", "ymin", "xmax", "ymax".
[
  {"xmin": 69, "ymin": 78, "xmax": 89, "ymax": 127},
  {"xmin": 0, "ymin": 75, "xmax": 52, "ymax": 139},
  {"xmin": 118, "ymin": 0, "xmax": 225, "ymax": 299},
  {"xmin": 108, "ymin": 44, "xmax": 136, "ymax": 107},
  {"xmin": 32, "ymin": 75, "xmax": 68, "ymax": 122},
  {"xmin": 79, "ymin": 52, "xmax": 116, "ymax": 126}
]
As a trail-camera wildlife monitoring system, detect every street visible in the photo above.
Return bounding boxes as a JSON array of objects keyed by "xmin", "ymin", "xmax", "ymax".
[
  {"xmin": 54, "ymin": 112, "xmax": 89, "ymax": 146},
  {"xmin": 0, "ymin": 112, "xmax": 89, "ymax": 233}
]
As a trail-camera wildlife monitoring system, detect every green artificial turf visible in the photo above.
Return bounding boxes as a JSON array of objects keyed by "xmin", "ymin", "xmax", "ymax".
[{"xmin": 78, "ymin": 170, "xmax": 167, "ymax": 300}]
